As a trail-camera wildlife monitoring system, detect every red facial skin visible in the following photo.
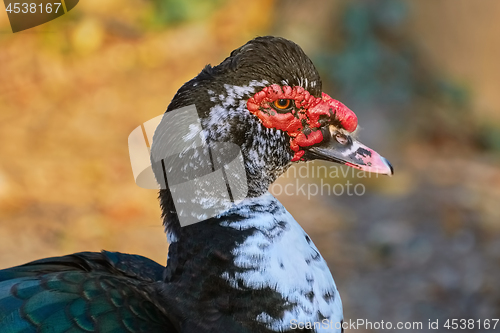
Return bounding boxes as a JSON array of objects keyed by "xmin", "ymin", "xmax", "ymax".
[{"xmin": 247, "ymin": 84, "xmax": 358, "ymax": 161}]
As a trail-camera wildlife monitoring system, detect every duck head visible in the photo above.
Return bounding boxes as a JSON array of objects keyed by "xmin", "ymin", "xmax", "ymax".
[{"xmin": 151, "ymin": 36, "xmax": 393, "ymax": 228}]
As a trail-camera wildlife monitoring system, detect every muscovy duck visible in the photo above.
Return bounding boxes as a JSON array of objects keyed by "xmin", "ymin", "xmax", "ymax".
[{"xmin": 0, "ymin": 36, "xmax": 393, "ymax": 332}]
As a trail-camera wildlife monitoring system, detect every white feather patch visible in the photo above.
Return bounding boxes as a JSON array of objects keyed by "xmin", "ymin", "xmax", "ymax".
[{"xmin": 220, "ymin": 193, "xmax": 343, "ymax": 332}]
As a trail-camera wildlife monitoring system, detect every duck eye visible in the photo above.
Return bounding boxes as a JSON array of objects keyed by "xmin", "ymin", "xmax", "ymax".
[{"xmin": 273, "ymin": 99, "xmax": 292, "ymax": 111}]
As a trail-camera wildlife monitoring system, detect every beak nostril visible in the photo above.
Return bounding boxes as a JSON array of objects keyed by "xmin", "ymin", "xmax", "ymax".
[{"xmin": 335, "ymin": 133, "xmax": 348, "ymax": 145}]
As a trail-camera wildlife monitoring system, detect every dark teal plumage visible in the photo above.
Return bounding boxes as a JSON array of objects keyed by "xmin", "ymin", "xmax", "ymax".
[{"xmin": 0, "ymin": 251, "xmax": 176, "ymax": 332}]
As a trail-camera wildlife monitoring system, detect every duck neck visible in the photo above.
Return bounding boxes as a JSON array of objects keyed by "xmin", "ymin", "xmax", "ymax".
[{"xmin": 159, "ymin": 192, "xmax": 342, "ymax": 332}]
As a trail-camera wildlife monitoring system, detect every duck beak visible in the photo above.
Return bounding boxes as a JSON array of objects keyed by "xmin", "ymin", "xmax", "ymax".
[{"xmin": 304, "ymin": 128, "xmax": 394, "ymax": 176}]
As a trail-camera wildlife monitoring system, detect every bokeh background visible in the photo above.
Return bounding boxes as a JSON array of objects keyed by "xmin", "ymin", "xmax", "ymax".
[{"xmin": 1, "ymin": 0, "xmax": 500, "ymax": 332}]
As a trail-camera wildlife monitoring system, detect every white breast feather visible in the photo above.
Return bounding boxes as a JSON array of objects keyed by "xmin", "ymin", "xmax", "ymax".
[{"xmin": 220, "ymin": 193, "xmax": 343, "ymax": 332}]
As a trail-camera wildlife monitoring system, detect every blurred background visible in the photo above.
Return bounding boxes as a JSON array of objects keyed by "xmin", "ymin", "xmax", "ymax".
[{"xmin": 1, "ymin": 0, "xmax": 499, "ymax": 331}]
